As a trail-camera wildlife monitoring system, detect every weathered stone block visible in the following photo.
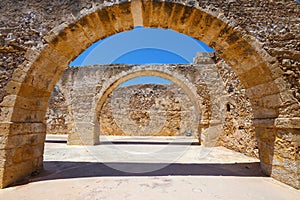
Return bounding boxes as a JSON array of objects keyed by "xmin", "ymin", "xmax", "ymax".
[
  {"xmin": 2, "ymin": 159, "xmax": 41, "ymax": 188},
  {"xmin": 141, "ymin": 1, "xmax": 152, "ymax": 27},
  {"xmin": 12, "ymin": 145, "xmax": 33, "ymax": 164},
  {"xmin": 271, "ymin": 166, "xmax": 300, "ymax": 189},
  {"xmin": 274, "ymin": 137, "xmax": 298, "ymax": 159},
  {"xmin": 246, "ymin": 81, "xmax": 280, "ymax": 100},
  {"xmin": 17, "ymin": 84, "xmax": 52, "ymax": 98},
  {"xmin": 275, "ymin": 118, "xmax": 300, "ymax": 129},
  {"xmin": 96, "ymin": 8, "xmax": 117, "ymax": 37},
  {"xmin": 177, "ymin": 5, "xmax": 195, "ymax": 32},
  {"xmin": 239, "ymin": 64, "xmax": 273, "ymax": 89},
  {"xmin": 68, "ymin": 121, "xmax": 100, "ymax": 145},
  {"xmin": 253, "ymin": 106, "xmax": 278, "ymax": 119},
  {"xmin": 5, "ymin": 81, "xmax": 22, "ymax": 96},
  {"xmin": 6, "ymin": 122, "xmax": 46, "ymax": 136},
  {"xmin": 0, "ymin": 107, "xmax": 13, "ymax": 122},
  {"xmin": 10, "ymin": 108, "xmax": 46, "ymax": 123},
  {"xmin": 183, "ymin": 9, "xmax": 205, "ymax": 36}
]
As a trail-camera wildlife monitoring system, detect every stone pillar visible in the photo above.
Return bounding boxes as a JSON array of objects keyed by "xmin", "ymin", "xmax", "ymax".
[
  {"xmin": 0, "ymin": 122, "xmax": 46, "ymax": 188},
  {"xmin": 193, "ymin": 52, "xmax": 227, "ymax": 147},
  {"xmin": 61, "ymin": 68, "xmax": 101, "ymax": 146},
  {"xmin": 254, "ymin": 118, "xmax": 300, "ymax": 189},
  {"xmin": 64, "ymin": 90, "xmax": 100, "ymax": 145},
  {"xmin": 67, "ymin": 118, "xmax": 100, "ymax": 145}
]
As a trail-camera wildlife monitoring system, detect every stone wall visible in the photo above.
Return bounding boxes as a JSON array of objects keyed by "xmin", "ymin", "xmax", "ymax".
[
  {"xmin": 196, "ymin": 0, "xmax": 300, "ymax": 102},
  {"xmin": 46, "ymin": 86, "xmax": 68, "ymax": 135},
  {"xmin": 100, "ymin": 84, "xmax": 196, "ymax": 137},
  {"xmin": 45, "ymin": 83, "xmax": 197, "ymax": 137},
  {"xmin": 215, "ymin": 56, "xmax": 258, "ymax": 157},
  {"xmin": 1, "ymin": 0, "xmax": 299, "ymax": 105},
  {"xmin": 57, "ymin": 63, "xmax": 219, "ymax": 145},
  {"xmin": 46, "ymin": 60, "xmax": 258, "ymax": 157},
  {"xmin": 1, "ymin": 0, "xmax": 299, "ymax": 189}
]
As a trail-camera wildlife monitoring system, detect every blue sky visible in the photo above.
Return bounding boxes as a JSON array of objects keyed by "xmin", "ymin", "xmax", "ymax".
[
  {"xmin": 70, "ymin": 27, "xmax": 213, "ymax": 86},
  {"xmin": 120, "ymin": 76, "xmax": 172, "ymax": 87}
]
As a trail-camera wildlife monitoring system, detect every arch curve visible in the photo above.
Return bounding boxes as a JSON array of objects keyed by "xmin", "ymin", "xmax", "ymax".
[
  {"xmin": 95, "ymin": 68, "xmax": 203, "ymax": 116},
  {"xmin": 94, "ymin": 68, "xmax": 204, "ymax": 138}
]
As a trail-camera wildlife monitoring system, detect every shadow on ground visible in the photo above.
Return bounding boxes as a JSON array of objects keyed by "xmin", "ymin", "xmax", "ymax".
[{"xmin": 25, "ymin": 161, "xmax": 265, "ymax": 185}]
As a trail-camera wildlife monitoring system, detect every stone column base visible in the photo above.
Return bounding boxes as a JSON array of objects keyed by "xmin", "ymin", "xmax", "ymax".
[
  {"xmin": 67, "ymin": 121, "xmax": 100, "ymax": 145},
  {"xmin": 254, "ymin": 118, "xmax": 300, "ymax": 189}
]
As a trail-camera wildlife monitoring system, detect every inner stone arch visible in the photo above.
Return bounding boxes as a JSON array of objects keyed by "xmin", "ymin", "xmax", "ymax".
[
  {"xmin": 99, "ymin": 76, "xmax": 199, "ymax": 137},
  {"xmin": 61, "ymin": 64, "xmax": 212, "ymax": 146},
  {"xmin": 95, "ymin": 68, "xmax": 203, "ymax": 116}
]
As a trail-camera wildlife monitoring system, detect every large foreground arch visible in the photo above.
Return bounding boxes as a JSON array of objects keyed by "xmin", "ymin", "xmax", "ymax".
[{"xmin": 0, "ymin": 0, "xmax": 299, "ymax": 189}]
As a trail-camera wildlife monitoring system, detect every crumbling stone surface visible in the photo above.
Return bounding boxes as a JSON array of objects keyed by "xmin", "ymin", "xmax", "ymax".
[
  {"xmin": 216, "ymin": 56, "xmax": 258, "ymax": 157},
  {"xmin": 46, "ymin": 83, "xmax": 197, "ymax": 137},
  {"xmin": 57, "ymin": 63, "xmax": 215, "ymax": 145},
  {"xmin": 196, "ymin": 0, "xmax": 300, "ymax": 101},
  {"xmin": 46, "ymin": 61, "xmax": 258, "ymax": 157},
  {"xmin": 46, "ymin": 86, "xmax": 68, "ymax": 135},
  {"xmin": 1, "ymin": 0, "xmax": 300, "ymax": 189},
  {"xmin": 100, "ymin": 84, "xmax": 196, "ymax": 137},
  {"xmin": 0, "ymin": 0, "xmax": 116, "ymax": 102},
  {"xmin": 0, "ymin": 0, "xmax": 299, "ymax": 103}
]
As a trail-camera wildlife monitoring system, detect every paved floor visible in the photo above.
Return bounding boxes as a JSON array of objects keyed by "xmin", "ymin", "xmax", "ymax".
[{"xmin": 0, "ymin": 135, "xmax": 299, "ymax": 200}]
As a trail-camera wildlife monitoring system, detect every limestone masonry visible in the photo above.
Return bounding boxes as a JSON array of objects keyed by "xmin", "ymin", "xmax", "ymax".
[
  {"xmin": 0, "ymin": 0, "xmax": 299, "ymax": 190},
  {"xmin": 46, "ymin": 60, "xmax": 258, "ymax": 157},
  {"xmin": 100, "ymin": 84, "xmax": 196, "ymax": 137}
]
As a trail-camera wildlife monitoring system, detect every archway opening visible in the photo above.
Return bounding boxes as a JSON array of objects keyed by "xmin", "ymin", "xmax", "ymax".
[
  {"xmin": 44, "ymin": 26, "xmax": 260, "ymax": 171},
  {"xmin": 99, "ymin": 75, "xmax": 200, "ymax": 139},
  {"xmin": 42, "ymin": 24, "xmax": 262, "ymax": 186},
  {"xmin": 42, "ymin": 68, "xmax": 261, "ymax": 180},
  {"xmin": 69, "ymin": 27, "xmax": 214, "ymax": 66}
]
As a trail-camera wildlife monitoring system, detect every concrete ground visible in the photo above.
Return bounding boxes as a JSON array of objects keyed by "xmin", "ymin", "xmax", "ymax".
[{"xmin": 0, "ymin": 135, "xmax": 299, "ymax": 200}]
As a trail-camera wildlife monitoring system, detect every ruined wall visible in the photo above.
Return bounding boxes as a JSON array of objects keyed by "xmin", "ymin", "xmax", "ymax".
[
  {"xmin": 100, "ymin": 84, "xmax": 195, "ymax": 137},
  {"xmin": 1, "ymin": 0, "xmax": 299, "ymax": 105},
  {"xmin": 46, "ymin": 60, "xmax": 258, "ymax": 157},
  {"xmin": 58, "ymin": 63, "xmax": 216, "ymax": 145},
  {"xmin": 215, "ymin": 56, "xmax": 258, "ymax": 157},
  {"xmin": 196, "ymin": 0, "xmax": 300, "ymax": 104},
  {"xmin": 46, "ymin": 86, "xmax": 68, "ymax": 135},
  {"xmin": 1, "ymin": 0, "xmax": 300, "ymax": 189},
  {"xmin": 46, "ymin": 83, "xmax": 197, "ymax": 137}
]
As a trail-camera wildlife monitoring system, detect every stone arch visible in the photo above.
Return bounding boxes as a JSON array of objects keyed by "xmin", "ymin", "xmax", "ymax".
[
  {"xmin": 1, "ymin": 0, "xmax": 298, "ymax": 189},
  {"xmin": 95, "ymin": 66, "xmax": 212, "ymax": 137},
  {"xmin": 96, "ymin": 68, "xmax": 203, "ymax": 136},
  {"xmin": 95, "ymin": 68, "xmax": 202, "ymax": 117},
  {"xmin": 91, "ymin": 64, "xmax": 226, "ymax": 144},
  {"xmin": 63, "ymin": 64, "xmax": 225, "ymax": 146}
]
